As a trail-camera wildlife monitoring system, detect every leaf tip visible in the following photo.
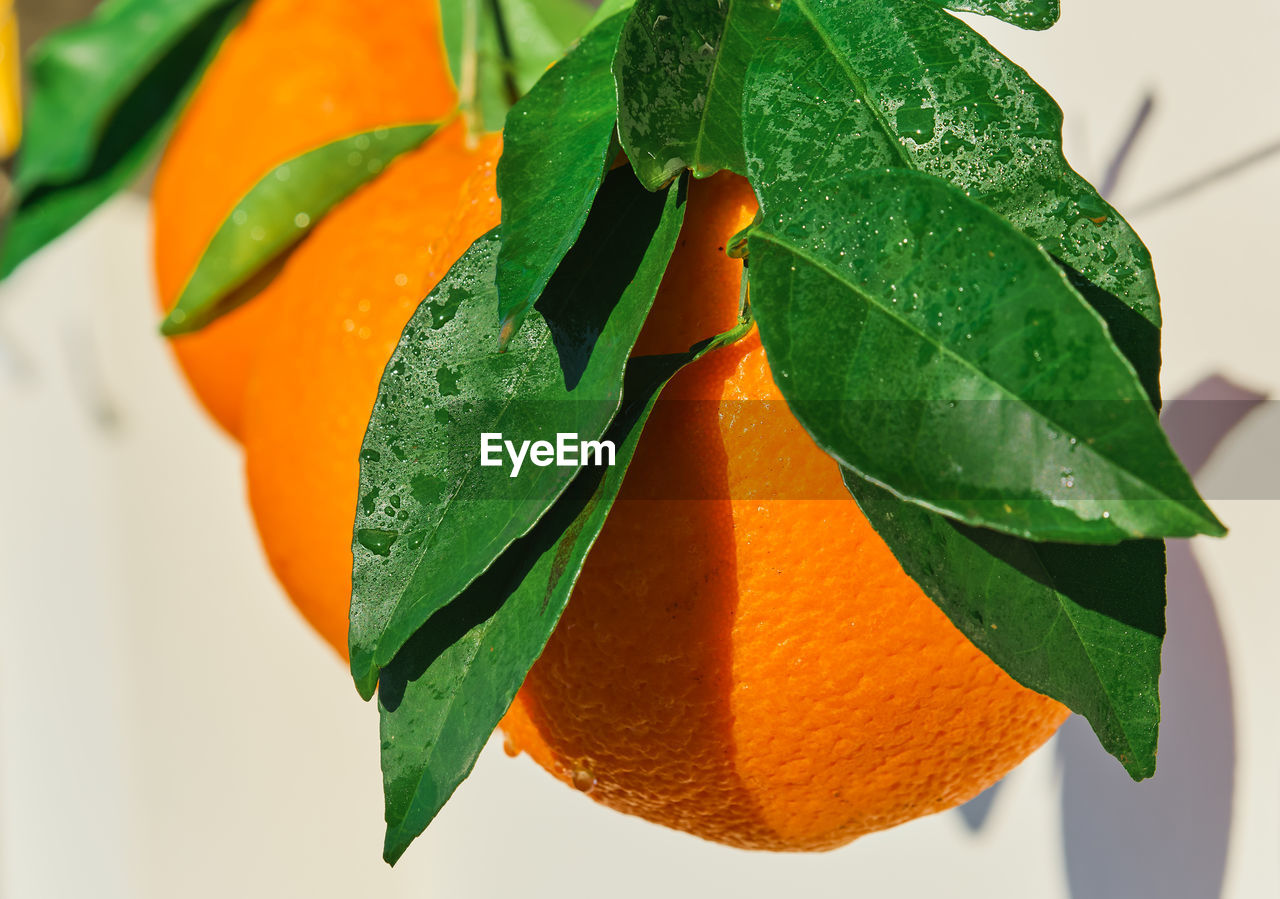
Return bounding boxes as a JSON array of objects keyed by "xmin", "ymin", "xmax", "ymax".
[
  {"xmin": 352, "ymin": 659, "xmax": 379, "ymax": 702},
  {"xmin": 158, "ymin": 309, "xmax": 190, "ymax": 337}
]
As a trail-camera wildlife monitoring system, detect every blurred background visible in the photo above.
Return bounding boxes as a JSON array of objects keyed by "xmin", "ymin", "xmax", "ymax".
[{"xmin": 1, "ymin": 0, "xmax": 1277, "ymax": 896}]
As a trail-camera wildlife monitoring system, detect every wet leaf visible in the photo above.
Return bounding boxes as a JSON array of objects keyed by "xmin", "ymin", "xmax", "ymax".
[
  {"xmin": 441, "ymin": 0, "xmax": 595, "ymax": 134},
  {"xmin": 614, "ymin": 0, "xmax": 779, "ymax": 189},
  {"xmin": 936, "ymin": 0, "xmax": 1059, "ymax": 30},
  {"xmin": 1, "ymin": 0, "xmax": 250, "ymax": 277},
  {"xmin": 846, "ymin": 472, "xmax": 1164, "ymax": 779},
  {"xmin": 377, "ymin": 320, "xmax": 750, "ymax": 865},
  {"xmin": 747, "ymin": 169, "xmax": 1223, "ymax": 543},
  {"xmin": 743, "ymin": 0, "xmax": 1159, "ymax": 331},
  {"xmin": 160, "ymin": 124, "xmax": 439, "ymax": 335},
  {"xmin": 495, "ymin": 11, "xmax": 629, "ymax": 346},
  {"xmin": 350, "ymin": 168, "xmax": 686, "ymax": 698}
]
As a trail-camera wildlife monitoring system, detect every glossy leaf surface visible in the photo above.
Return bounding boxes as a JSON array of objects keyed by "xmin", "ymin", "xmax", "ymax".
[
  {"xmin": 378, "ymin": 321, "xmax": 749, "ymax": 864},
  {"xmin": 160, "ymin": 124, "xmax": 438, "ymax": 335},
  {"xmin": 615, "ymin": 0, "xmax": 778, "ymax": 188},
  {"xmin": 936, "ymin": 0, "xmax": 1059, "ymax": 30},
  {"xmin": 743, "ymin": 0, "xmax": 1159, "ymax": 329},
  {"xmin": 350, "ymin": 171, "xmax": 685, "ymax": 697},
  {"xmin": 747, "ymin": 169, "xmax": 1223, "ymax": 543},
  {"xmin": 495, "ymin": 11, "xmax": 628, "ymax": 345}
]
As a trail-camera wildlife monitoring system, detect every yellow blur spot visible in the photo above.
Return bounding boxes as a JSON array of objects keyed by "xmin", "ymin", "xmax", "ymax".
[{"xmin": 0, "ymin": 0, "xmax": 20, "ymax": 160}]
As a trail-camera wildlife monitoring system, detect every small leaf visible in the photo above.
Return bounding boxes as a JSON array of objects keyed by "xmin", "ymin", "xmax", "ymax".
[
  {"xmin": 747, "ymin": 169, "xmax": 1223, "ymax": 543},
  {"xmin": 378, "ymin": 321, "xmax": 749, "ymax": 865},
  {"xmin": 846, "ymin": 471, "xmax": 1164, "ymax": 779},
  {"xmin": 160, "ymin": 123, "xmax": 439, "ymax": 335},
  {"xmin": 935, "ymin": 0, "xmax": 1059, "ymax": 30},
  {"xmin": 743, "ymin": 0, "xmax": 1158, "ymax": 330},
  {"xmin": 2, "ymin": 0, "xmax": 250, "ymax": 277},
  {"xmin": 441, "ymin": 0, "xmax": 595, "ymax": 134},
  {"xmin": 614, "ymin": 0, "xmax": 779, "ymax": 189},
  {"xmin": 495, "ymin": 10, "xmax": 629, "ymax": 345},
  {"xmin": 350, "ymin": 168, "xmax": 686, "ymax": 698}
]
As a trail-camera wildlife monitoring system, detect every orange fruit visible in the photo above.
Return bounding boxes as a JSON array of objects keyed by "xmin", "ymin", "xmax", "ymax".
[
  {"xmin": 497, "ymin": 173, "xmax": 1069, "ymax": 850},
  {"xmin": 242, "ymin": 121, "xmax": 501, "ymax": 656},
  {"xmin": 152, "ymin": 0, "xmax": 456, "ymax": 438}
]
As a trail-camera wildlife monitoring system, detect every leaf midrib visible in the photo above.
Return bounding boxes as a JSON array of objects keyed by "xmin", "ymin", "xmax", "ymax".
[
  {"xmin": 689, "ymin": 0, "xmax": 736, "ymax": 172},
  {"xmin": 755, "ymin": 227, "xmax": 1196, "ymax": 524},
  {"xmin": 793, "ymin": 0, "xmax": 913, "ymax": 170},
  {"xmin": 1016, "ymin": 542, "xmax": 1150, "ymax": 771}
]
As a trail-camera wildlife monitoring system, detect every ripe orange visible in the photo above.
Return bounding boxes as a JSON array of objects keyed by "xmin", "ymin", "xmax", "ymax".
[
  {"xmin": 242, "ymin": 121, "xmax": 502, "ymax": 655},
  {"xmin": 151, "ymin": 0, "xmax": 456, "ymax": 438},
  {"xmin": 497, "ymin": 173, "xmax": 1069, "ymax": 850}
]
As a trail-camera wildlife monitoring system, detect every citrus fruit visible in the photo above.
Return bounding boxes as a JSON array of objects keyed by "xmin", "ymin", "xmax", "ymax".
[
  {"xmin": 152, "ymin": 0, "xmax": 456, "ymax": 437},
  {"xmin": 497, "ymin": 172, "xmax": 1069, "ymax": 850},
  {"xmin": 242, "ymin": 121, "xmax": 502, "ymax": 656}
]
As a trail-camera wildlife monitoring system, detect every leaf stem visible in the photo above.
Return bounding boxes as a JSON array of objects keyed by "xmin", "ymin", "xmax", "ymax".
[
  {"xmin": 459, "ymin": 0, "xmax": 480, "ymax": 139},
  {"xmin": 486, "ymin": 0, "xmax": 521, "ymax": 107}
]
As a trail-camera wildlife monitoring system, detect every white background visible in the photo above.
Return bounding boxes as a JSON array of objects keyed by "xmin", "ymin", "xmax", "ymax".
[{"xmin": 2, "ymin": 1, "xmax": 1278, "ymax": 896}]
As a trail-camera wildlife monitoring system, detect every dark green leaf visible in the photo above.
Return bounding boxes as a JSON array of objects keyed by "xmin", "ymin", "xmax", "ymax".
[
  {"xmin": 614, "ymin": 0, "xmax": 779, "ymax": 189},
  {"xmin": 495, "ymin": 10, "xmax": 629, "ymax": 346},
  {"xmin": 743, "ymin": 0, "xmax": 1158, "ymax": 330},
  {"xmin": 350, "ymin": 169, "xmax": 686, "ymax": 698},
  {"xmin": 846, "ymin": 472, "xmax": 1164, "ymax": 779},
  {"xmin": 935, "ymin": 0, "xmax": 1059, "ymax": 30},
  {"xmin": 160, "ymin": 124, "xmax": 438, "ymax": 335},
  {"xmin": 441, "ymin": 0, "xmax": 594, "ymax": 134},
  {"xmin": 748, "ymin": 169, "xmax": 1223, "ymax": 543},
  {"xmin": 844, "ymin": 168, "xmax": 1171, "ymax": 778},
  {"xmin": 378, "ymin": 320, "xmax": 750, "ymax": 865},
  {"xmin": 1, "ymin": 0, "xmax": 249, "ymax": 277}
]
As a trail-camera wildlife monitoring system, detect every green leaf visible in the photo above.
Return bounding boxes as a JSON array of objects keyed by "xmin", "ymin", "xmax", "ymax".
[
  {"xmin": 377, "ymin": 320, "xmax": 750, "ymax": 865},
  {"xmin": 743, "ymin": 0, "xmax": 1158, "ymax": 330},
  {"xmin": 846, "ymin": 472, "xmax": 1164, "ymax": 779},
  {"xmin": 614, "ymin": 0, "xmax": 780, "ymax": 189},
  {"xmin": 1, "ymin": 0, "xmax": 250, "ymax": 277},
  {"xmin": 935, "ymin": 0, "xmax": 1059, "ymax": 30},
  {"xmin": 589, "ymin": 0, "xmax": 637, "ymax": 29},
  {"xmin": 160, "ymin": 124, "xmax": 439, "ymax": 335},
  {"xmin": 747, "ymin": 169, "xmax": 1224, "ymax": 543},
  {"xmin": 441, "ymin": 0, "xmax": 595, "ymax": 134},
  {"xmin": 349, "ymin": 168, "xmax": 686, "ymax": 698},
  {"xmin": 495, "ymin": 10, "xmax": 629, "ymax": 346}
]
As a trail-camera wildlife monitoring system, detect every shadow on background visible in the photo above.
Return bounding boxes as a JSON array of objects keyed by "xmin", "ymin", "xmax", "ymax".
[{"xmin": 957, "ymin": 374, "xmax": 1263, "ymax": 899}]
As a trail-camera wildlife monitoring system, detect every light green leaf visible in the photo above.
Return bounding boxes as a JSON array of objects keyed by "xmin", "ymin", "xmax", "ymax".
[
  {"xmin": 160, "ymin": 124, "xmax": 439, "ymax": 335},
  {"xmin": 441, "ymin": 0, "xmax": 595, "ymax": 134},
  {"xmin": 2, "ymin": 0, "xmax": 250, "ymax": 277}
]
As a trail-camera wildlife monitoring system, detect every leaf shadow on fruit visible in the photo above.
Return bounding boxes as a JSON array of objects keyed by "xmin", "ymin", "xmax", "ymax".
[
  {"xmin": 513, "ymin": 341, "xmax": 777, "ymax": 840},
  {"xmin": 538, "ymin": 168, "xmax": 686, "ymax": 391},
  {"xmin": 1056, "ymin": 374, "xmax": 1261, "ymax": 899},
  {"xmin": 377, "ymin": 425, "xmax": 630, "ymax": 713}
]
